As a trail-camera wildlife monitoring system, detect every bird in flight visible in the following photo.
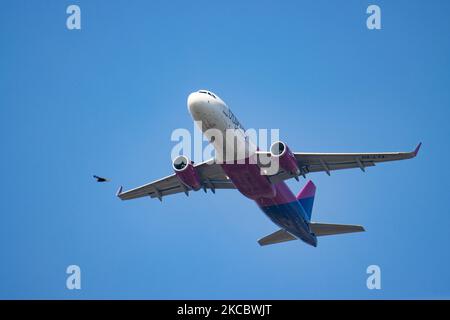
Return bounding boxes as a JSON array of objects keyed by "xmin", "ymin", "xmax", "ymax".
[{"xmin": 93, "ymin": 175, "xmax": 110, "ymax": 182}]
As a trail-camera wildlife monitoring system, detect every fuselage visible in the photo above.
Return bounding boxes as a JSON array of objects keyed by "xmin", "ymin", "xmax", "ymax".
[{"xmin": 187, "ymin": 90, "xmax": 317, "ymax": 247}]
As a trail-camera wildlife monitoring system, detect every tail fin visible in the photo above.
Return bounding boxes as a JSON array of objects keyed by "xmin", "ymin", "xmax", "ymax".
[{"xmin": 297, "ymin": 180, "xmax": 316, "ymax": 221}]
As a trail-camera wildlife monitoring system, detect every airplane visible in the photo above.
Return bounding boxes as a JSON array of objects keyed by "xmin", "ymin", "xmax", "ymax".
[{"xmin": 117, "ymin": 90, "xmax": 421, "ymax": 247}]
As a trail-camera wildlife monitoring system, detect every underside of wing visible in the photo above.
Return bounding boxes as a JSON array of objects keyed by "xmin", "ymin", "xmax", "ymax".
[
  {"xmin": 258, "ymin": 143, "xmax": 421, "ymax": 184},
  {"xmin": 117, "ymin": 175, "xmax": 185, "ymax": 201},
  {"xmin": 117, "ymin": 159, "xmax": 235, "ymax": 201},
  {"xmin": 294, "ymin": 146, "xmax": 420, "ymax": 174}
]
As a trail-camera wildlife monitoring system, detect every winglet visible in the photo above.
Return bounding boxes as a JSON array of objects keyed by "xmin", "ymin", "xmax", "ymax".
[
  {"xmin": 413, "ymin": 142, "xmax": 422, "ymax": 157},
  {"xmin": 116, "ymin": 186, "xmax": 123, "ymax": 197}
]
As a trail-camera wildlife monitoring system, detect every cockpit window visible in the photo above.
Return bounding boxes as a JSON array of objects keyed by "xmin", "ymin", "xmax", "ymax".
[{"xmin": 198, "ymin": 90, "xmax": 216, "ymax": 99}]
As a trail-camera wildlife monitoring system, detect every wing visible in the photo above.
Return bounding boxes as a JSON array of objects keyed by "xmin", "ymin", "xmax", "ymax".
[
  {"xmin": 258, "ymin": 143, "xmax": 421, "ymax": 184},
  {"xmin": 117, "ymin": 159, "xmax": 235, "ymax": 201}
]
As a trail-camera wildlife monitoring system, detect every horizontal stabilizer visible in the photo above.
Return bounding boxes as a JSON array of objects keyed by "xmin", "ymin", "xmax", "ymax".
[
  {"xmin": 310, "ymin": 223, "xmax": 365, "ymax": 237},
  {"xmin": 258, "ymin": 229, "xmax": 297, "ymax": 246}
]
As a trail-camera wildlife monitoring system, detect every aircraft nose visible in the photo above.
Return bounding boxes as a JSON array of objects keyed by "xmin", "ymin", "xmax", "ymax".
[{"xmin": 187, "ymin": 91, "xmax": 208, "ymax": 116}]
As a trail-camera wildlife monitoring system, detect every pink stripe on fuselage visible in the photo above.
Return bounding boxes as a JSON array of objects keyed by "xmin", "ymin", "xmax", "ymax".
[
  {"xmin": 255, "ymin": 182, "xmax": 298, "ymax": 207},
  {"xmin": 220, "ymin": 161, "xmax": 297, "ymax": 207}
]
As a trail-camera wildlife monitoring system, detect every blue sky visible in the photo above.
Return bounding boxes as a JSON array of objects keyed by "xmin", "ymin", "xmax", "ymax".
[{"xmin": 1, "ymin": 0, "xmax": 449, "ymax": 299}]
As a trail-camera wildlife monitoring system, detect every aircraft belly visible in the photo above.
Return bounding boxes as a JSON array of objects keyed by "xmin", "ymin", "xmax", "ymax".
[{"xmin": 221, "ymin": 162, "xmax": 276, "ymax": 199}]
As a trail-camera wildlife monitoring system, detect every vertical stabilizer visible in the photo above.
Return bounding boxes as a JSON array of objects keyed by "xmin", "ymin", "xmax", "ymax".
[{"xmin": 297, "ymin": 180, "xmax": 316, "ymax": 221}]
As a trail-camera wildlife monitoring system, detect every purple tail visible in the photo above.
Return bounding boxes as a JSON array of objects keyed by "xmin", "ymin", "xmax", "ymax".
[{"xmin": 297, "ymin": 180, "xmax": 316, "ymax": 221}]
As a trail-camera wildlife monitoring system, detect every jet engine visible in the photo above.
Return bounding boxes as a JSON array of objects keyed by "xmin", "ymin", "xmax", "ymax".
[
  {"xmin": 172, "ymin": 155, "xmax": 202, "ymax": 191},
  {"xmin": 270, "ymin": 141, "xmax": 301, "ymax": 180}
]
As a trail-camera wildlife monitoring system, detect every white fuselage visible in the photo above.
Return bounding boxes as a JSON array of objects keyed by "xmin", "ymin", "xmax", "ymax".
[{"xmin": 187, "ymin": 90, "xmax": 257, "ymax": 162}]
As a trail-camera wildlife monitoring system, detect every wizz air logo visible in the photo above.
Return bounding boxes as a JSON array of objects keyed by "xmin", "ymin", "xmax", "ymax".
[{"xmin": 222, "ymin": 109, "xmax": 246, "ymax": 131}]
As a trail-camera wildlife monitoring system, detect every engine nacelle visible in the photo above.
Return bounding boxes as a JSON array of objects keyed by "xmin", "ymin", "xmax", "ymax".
[
  {"xmin": 172, "ymin": 155, "xmax": 202, "ymax": 191},
  {"xmin": 270, "ymin": 141, "xmax": 300, "ymax": 177}
]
